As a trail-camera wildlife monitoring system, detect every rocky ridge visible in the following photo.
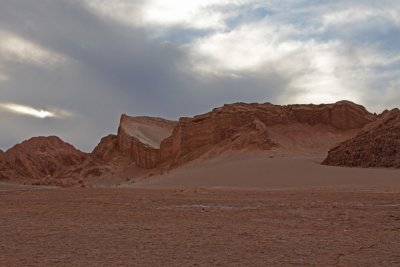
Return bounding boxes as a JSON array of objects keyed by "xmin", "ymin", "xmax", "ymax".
[
  {"xmin": 0, "ymin": 100, "xmax": 388, "ymax": 187},
  {"xmin": 323, "ymin": 109, "xmax": 400, "ymax": 168}
]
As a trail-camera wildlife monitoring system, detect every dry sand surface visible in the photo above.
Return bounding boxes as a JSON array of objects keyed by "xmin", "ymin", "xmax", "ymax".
[
  {"xmin": 0, "ymin": 187, "xmax": 400, "ymax": 266},
  {"xmin": 129, "ymin": 156, "xmax": 400, "ymax": 190},
  {"xmin": 1, "ymin": 157, "xmax": 400, "ymax": 266}
]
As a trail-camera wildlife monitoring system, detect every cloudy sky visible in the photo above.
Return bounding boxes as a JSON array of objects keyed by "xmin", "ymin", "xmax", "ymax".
[{"xmin": 0, "ymin": 0, "xmax": 399, "ymax": 151}]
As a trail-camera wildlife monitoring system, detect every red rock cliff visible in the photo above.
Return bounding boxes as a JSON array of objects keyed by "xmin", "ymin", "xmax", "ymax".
[
  {"xmin": 117, "ymin": 115, "xmax": 177, "ymax": 168},
  {"xmin": 323, "ymin": 109, "xmax": 400, "ymax": 168},
  {"xmin": 155, "ymin": 101, "xmax": 375, "ymax": 168},
  {"xmin": 113, "ymin": 101, "xmax": 374, "ymax": 169}
]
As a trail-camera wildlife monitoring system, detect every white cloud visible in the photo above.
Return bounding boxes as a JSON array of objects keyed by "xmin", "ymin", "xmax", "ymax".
[
  {"xmin": 0, "ymin": 30, "xmax": 65, "ymax": 66},
  {"xmin": 323, "ymin": 8, "xmax": 378, "ymax": 27},
  {"xmin": 322, "ymin": 3, "xmax": 400, "ymax": 29},
  {"xmin": 86, "ymin": 0, "xmax": 256, "ymax": 30},
  {"xmin": 187, "ymin": 22, "xmax": 297, "ymax": 73},
  {"xmin": 0, "ymin": 103, "xmax": 71, "ymax": 119},
  {"xmin": 186, "ymin": 19, "xmax": 400, "ymax": 105}
]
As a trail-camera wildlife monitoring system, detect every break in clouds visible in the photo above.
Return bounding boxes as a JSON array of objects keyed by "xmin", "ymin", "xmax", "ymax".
[{"xmin": 0, "ymin": 0, "xmax": 399, "ymax": 151}]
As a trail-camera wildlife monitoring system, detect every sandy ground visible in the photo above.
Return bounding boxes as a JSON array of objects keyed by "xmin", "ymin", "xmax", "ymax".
[
  {"xmin": 0, "ymin": 187, "xmax": 400, "ymax": 266},
  {"xmin": 1, "ymin": 157, "xmax": 400, "ymax": 266},
  {"xmin": 128, "ymin": 156, "xmax": 400, "ymax": 191}
]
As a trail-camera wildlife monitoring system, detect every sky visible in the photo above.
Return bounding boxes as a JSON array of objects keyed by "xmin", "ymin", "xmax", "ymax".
[{"xmin": 0, "ymin": 0, "xmax": 399, "ymax": 151}]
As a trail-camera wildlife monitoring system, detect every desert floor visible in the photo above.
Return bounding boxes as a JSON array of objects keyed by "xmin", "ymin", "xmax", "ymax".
[
  {"xmin": 1, "ymin": 185, "xmax": 400, "ymax": 266},
  {"xmin": 1, "ymin": 157, "xmax": 400, "ymax": 266},
  {"xmin": 128, "ymin": 156, "xmax": 400, "ymax": 190}
]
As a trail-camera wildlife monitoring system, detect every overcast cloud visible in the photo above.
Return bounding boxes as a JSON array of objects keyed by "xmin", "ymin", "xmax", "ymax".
[{"xmin": 0, "ymin": 0, "xmax": 399, "ymax": 151}]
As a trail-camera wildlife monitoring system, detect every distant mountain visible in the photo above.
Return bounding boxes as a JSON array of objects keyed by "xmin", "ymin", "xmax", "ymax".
[{"xmin": 323, "ymin": 108, "xmax": 400, "ymax": 168}]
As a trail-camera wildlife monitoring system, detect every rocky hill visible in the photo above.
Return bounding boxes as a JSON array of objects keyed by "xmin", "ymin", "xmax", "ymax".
[
  {"xmin": 323, "ymin": 109, "xmax": 400, "ymax": 168},
  {"xmin": 155, "ymin": 101, "xmax": 374, "ymax": 168},
  {"xmin": 97, "ymin": 100, "xmax": 374, "ymax": 173},
  {"xmin": 0, "ymin": 136, "xmax": 87, "ymax": 186},
  {"xmin": 69, "ymin": 116, "xmax": 177, "ymax": 183}
]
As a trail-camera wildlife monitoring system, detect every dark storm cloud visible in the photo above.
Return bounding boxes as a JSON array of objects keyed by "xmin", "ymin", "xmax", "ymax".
[
  {"xmin": 0, "ymin": 0, "xmax": 284, "ymax": 151},
  {"xmin": 0, "ymin": 0, "xmax": 399, "ymax": 151}
]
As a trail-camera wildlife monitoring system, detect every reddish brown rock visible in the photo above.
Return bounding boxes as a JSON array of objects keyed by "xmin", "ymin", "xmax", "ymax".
[
  {"xmin": 101, "ymin": 101, "xmax": 374, "ymax": 170},
  {"xmin": 0, "ymin": 136, "xmax": 87, "ymax": 186},
  {"xmin": 92, "ymin": 134, "xmax": 119, "ymax": 161},
  {"xmin": 0, "ymin": 100, "xmax": 381, "ymax": 186},
  {"xmin": 154, "ymin": 101, "xmax": 375, "ymax": 168},
  {"xmin": 323, "ymin": 109, "xmax": 400, "ymax": 168},
  {"xmin": 117, "ymin": 115, "xmax": 177, "ymax": 168}
]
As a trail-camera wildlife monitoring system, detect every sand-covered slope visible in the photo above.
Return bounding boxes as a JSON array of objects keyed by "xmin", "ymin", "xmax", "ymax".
[
  {"xmin": 323, "ymin": 109, "xmax": 400, "ymax": 168},
  {"xmin": 140, "ymin": 100, "xmax": 375, "ymax": 171},
  {"xmin": 0, "ymin": 100, "xmax": 389, "ymax": 187},
  {"xmin": 119, "ymin": 115, "xmax": 176, "ymax": 149},
  {"xmin": 117, "ymin": 115, "xmax": 177, "ymax": 168},
  {"xmin": 80, "ymin": 102, "xmax": 371, "ymax": 181},
  {"xmin": 128, "ymin": 155, "xmax": 400, "ymax": 190}
]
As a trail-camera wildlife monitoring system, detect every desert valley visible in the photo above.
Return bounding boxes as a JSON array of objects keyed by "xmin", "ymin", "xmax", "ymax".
[
  {"xmin": 1, "ymin": 100, "xmax": 399, "ymax": 188},
  {"xmin": 2, "ymin": 0, "xmax": 400, "ymax": 265},
  {"xmin": 1, "ymin": 100, "xmax": 399, "ymax": 266}
]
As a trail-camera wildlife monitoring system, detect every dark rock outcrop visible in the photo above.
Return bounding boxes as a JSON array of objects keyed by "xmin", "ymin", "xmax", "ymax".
[{"xmin": 323, "ymin": 109, "xmax": 400, "ymax": 168}]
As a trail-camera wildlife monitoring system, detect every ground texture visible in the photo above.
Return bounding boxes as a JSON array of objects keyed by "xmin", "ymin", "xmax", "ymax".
[{"xmin": 1, "ymin": 187, "xmax": 400, "ymax": 266}]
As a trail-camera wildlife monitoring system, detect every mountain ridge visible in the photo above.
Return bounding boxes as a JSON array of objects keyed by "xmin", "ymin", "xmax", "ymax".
[{"xmin": 1, "ymin": 100, "xmax": 397, "ymax": 187}]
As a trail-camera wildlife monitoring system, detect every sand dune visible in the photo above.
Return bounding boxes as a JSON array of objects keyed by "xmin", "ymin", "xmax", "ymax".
[{"xmin": 128, "ymin": 155, "xmax": 400, "ymax": 190}]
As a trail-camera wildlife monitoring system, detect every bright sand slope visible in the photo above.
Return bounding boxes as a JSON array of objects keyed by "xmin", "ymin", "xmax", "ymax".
[{"xmin": 128, "ymin": 155, "xmax": 400, "ymax": 190}]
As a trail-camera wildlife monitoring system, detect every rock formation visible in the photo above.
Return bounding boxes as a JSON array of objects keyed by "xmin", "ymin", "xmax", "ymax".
[
  {"xmin": 0, "ymin": 100, "xmax": 389, "ymax": 187},
  {"xmin": 104, "ymin": 101, "xmax": 374, "ymax": 171},
  {"xmin": 156, "ymin": 101, "xmax": 374, "ymax": 168},
  {"xmin": 117, "ymin": 115, "xmax": 177, "ymax": 168},
  {"xmin": 323, "ymin": 109, "xmax": 400, "ymax": 168},
  {"xmin": 0, "ymin": 136, "xmax": 87, "ymax": 186},
  {"xmin": 66, "ymin": 116, "xmax": 177, "ymax": 182}
]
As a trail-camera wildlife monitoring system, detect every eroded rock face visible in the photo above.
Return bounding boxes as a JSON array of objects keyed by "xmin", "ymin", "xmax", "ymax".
[
  {"xmin": 64, "ymin": 117, "xmax": 178, "ymax": 180},
  {"xmin": 92, "ymin": 134, "xmax": 119, "ymax": 161},
  {"xmin": 117, "ymin": 115, "xmax": 177, "ymax": 168},
  {"xmin": 323, "ymin": 109, "xmax": 400, "ymax": 168},
  {"xmin": 0, "ymin": 100, "xmax": 381, "ymax": 186},
  {"xmin": 107, "ymin": 101, "xmax": 375, "ymax": 170},
  {"xmin": 0, "ymin": 136, "xmax": 87, "ymax": 186},
  {"xmin": 154, "ymin": 101, "xmax": 375, "ymax": 167}
]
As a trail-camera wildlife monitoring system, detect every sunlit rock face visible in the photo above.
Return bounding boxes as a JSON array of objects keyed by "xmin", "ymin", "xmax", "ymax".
[{"xmin": 323, "ymin": 109, "xmax": 400, "ymax": 168}]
